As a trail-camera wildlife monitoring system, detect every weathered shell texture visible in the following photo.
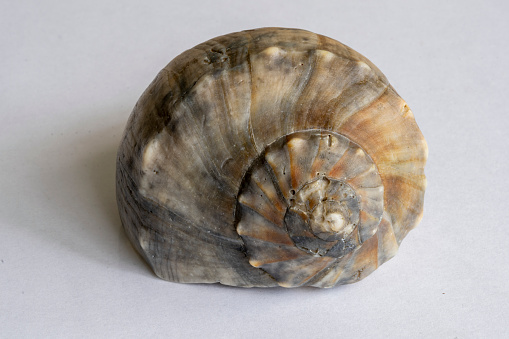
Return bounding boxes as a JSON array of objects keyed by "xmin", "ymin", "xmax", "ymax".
[{"xmin": 116, "ymin": 28, "xmax": 427, "ymax": 288}]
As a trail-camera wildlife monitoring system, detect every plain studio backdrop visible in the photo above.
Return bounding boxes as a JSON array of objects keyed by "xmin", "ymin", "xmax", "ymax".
[{"xmin": 1, "ymin": 0, "xmax": 508, "ymax": 338}]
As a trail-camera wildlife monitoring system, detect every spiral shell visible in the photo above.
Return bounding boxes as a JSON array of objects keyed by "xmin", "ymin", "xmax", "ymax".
[{"xmin": 116, "ymin": 28, "xmax": 427, "ymax": 288}]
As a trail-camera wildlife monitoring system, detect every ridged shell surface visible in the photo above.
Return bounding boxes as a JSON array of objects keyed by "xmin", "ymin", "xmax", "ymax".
[{"xmin": 116, "ymin": 28, "xmax": 428, "ymax": 288}]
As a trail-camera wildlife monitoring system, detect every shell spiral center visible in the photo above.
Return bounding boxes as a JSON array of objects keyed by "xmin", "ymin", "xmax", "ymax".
[
  {"xmin": 286, "ymin": 177, "xmax": 360, "ymax": 251},
  {"xmin": 236, "ymin": 130, "xmax": 384, "ymax": 286}
]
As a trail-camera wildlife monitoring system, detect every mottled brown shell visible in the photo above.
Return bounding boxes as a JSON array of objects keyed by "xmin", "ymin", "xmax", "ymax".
[{"xmin": 116, "ymin": 28, "xmax": 427, "ymax": 288}]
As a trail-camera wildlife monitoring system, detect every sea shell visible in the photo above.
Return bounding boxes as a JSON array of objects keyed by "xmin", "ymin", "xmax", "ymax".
[{"xmin": 116, "ymin": 27, "xmax": 427, "ymax": 288}]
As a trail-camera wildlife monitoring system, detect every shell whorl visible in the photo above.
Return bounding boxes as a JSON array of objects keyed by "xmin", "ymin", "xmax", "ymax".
[
  {"xmin": 116, "ymin": 28, "xmax": 428, "ymax": 288},
  {"xmin": 236, "ymin": 131, "xmax": 384, "ymax": 287}
]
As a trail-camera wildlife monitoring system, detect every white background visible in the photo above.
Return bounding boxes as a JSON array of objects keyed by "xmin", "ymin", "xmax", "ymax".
[{"xmin": 1, "ymin": 0, "xmax": 508, "ymax": 338}]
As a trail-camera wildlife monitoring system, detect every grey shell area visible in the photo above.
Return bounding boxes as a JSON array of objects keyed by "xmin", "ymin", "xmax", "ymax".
[{"xmin": 116, "ymin": 28, "xmax": 390, "ymax": 287}]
